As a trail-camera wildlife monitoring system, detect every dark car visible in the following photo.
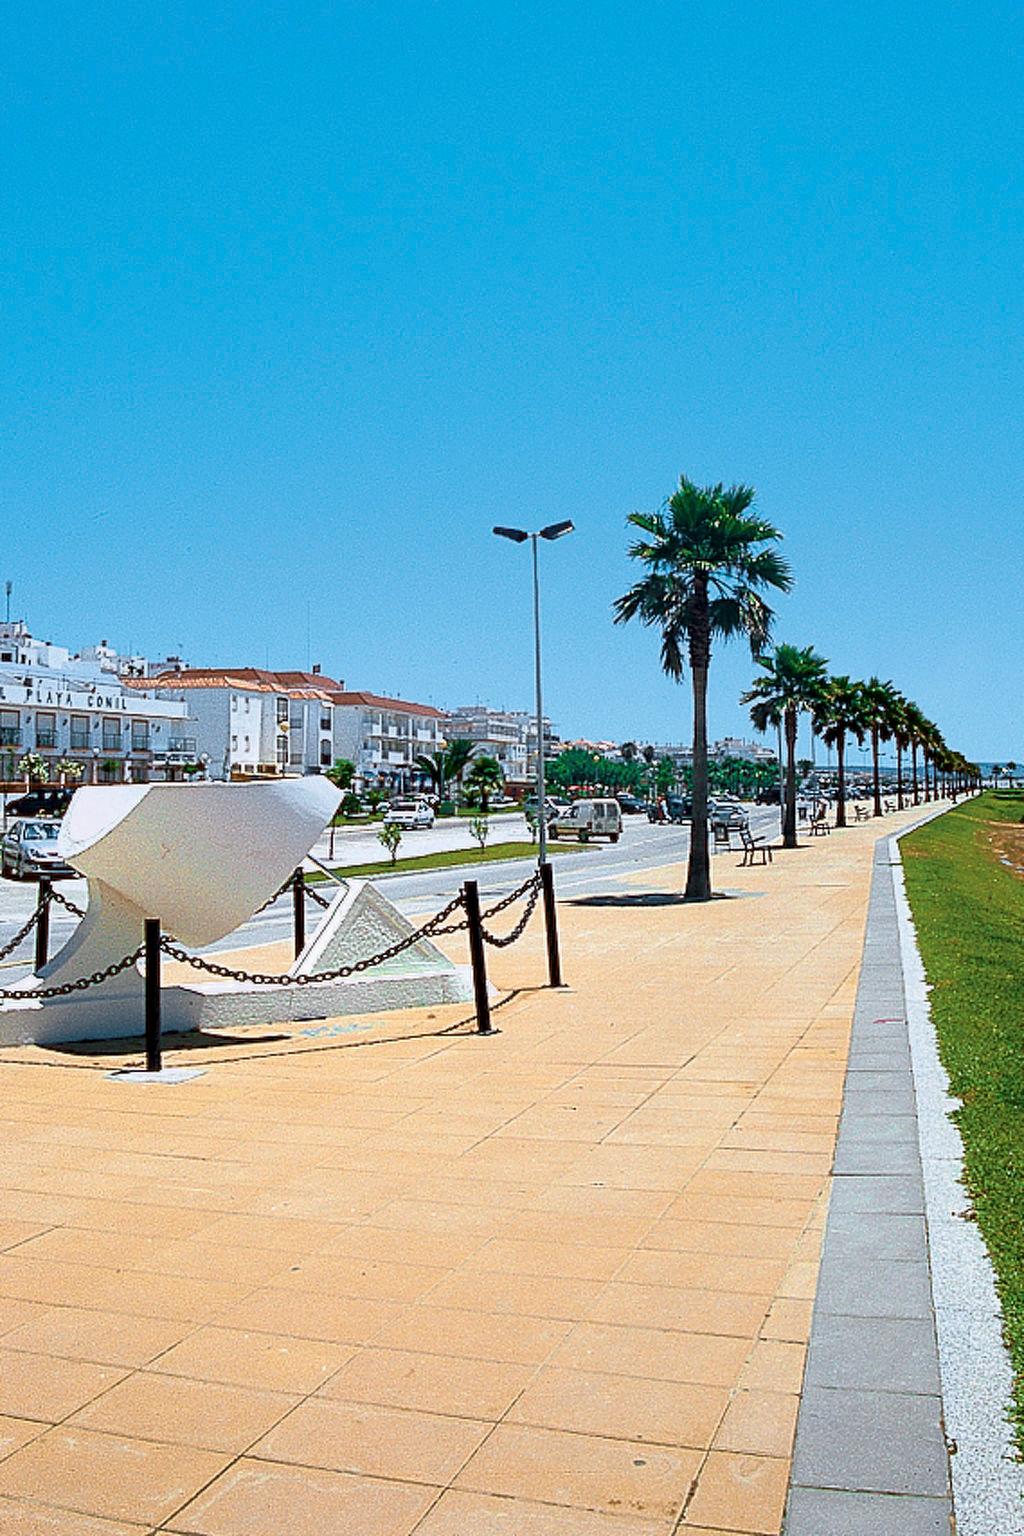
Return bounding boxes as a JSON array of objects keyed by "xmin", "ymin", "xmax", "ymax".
[
  {"xmin": 755, "ymin": 786, "xmax": 781, "ymax": 805},
  {"xmin": 5, "ymin": 786, "xmax": 75, "ymax": 820},
  {"xmin": 617, "ymin": 794, "xmax": 646, "ymax": 815}
]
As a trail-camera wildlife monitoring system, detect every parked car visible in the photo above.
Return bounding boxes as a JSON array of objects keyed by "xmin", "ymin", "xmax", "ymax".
[
  {"xmin": 755, "ymin": 786, "xmax": 781, "ymax": 805},
  {"xmin": 384, "ymin": 798, "xmax": 435, "ymax": 829},
  {"xmin": 1, "ymin": 818, "xmax": 76, "ymax": 880},
  {"xmin": 709, "ymin": 797, "xmax": 749, "ymax": 831},
  {"xmin": 617, "ymin": 794, "xmax": 647, "ymax": 815},
  {"xmin": 548, "ymin": 797, "xmax": 622, "ymax": 843},
  {"xmin": 5, "ymin": 786, "xmax": 75, "ymax": 820}
]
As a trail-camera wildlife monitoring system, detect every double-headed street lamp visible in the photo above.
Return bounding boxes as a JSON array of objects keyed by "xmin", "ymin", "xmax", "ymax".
[{"xmin": 493, "ymin": 520, "xmax": 574, "ymax": 864}]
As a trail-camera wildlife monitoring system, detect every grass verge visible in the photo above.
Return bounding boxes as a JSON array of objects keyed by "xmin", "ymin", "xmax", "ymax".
[
  {"xmin": 902, "ymin": 790, "xmax": 1024, "ymax": 1450},
  {"xmin": 308, "ymin": 840, "xmax": 582, "ymax": 881}
]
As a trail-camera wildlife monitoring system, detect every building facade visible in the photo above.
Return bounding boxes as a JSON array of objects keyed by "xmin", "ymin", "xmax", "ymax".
[
  {"xmin": 444, "ymin": 704, "xmax": 558, "ymax": 789},
  {"xmin": 330, "ymin": 692, "xmax": 445, "ymax": 791},
  {"xmin": 133, "ymin": 668, "xmax": 344, "ymax": 779},
  {"xmin": 0, "ymin": 620, "xmax": 192, "ymax": 783}
]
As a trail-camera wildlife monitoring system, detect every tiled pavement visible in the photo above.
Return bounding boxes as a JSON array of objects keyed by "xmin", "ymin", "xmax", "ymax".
[{"xmin": 0, "ymin": 808, "xmax": 933, "ymax": 1534}]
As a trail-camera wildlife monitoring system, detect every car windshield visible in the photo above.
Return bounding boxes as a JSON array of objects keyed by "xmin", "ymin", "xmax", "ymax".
[{"xmin": 23, "ymin": 824, "xmax": 59, "ymax": 841}]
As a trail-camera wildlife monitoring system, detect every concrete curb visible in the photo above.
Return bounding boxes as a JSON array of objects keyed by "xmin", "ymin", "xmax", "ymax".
[{"xmin": 891, "ymin": 815, "xmax": 1024, "ymax": 1534}]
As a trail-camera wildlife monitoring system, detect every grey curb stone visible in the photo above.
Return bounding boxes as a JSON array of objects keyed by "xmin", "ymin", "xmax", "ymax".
[{"xmin": 785, "ymin": 823, "xmax": 953, "ymax": 1534}]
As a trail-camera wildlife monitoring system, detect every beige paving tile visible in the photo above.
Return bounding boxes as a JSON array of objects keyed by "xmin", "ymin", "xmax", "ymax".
[
  {"xmin": 150, "ymin": 1326, "xmax": 354, "ymax": 1393},
  {"xmin": 165, "ymin": 1457, "xmax": 438, "ymax": 1535},
  {"xmin": 0, "ymin": 1353, "xmax": 126, "ymax": 1424},
  {"xmin": 759, "ymin": 1297, "xmax": 813, "ymax": 1343},
  {"xmin": 0, "ymin": 1418, "xmax": 47, "ymax": 1463},
  {"xmin": 70, "ymin": 1371, "xmax": 299, "ymax": 1453},
  {"xmin": 736, "ymin": 1339, "xmax": 807, "ymax": 1396},
  {"xmin": 252, "ymin": 1396, "xmax": 490, "ymax": 1482},
  {"xmin": 508, "ymin": 1366, "xmax": 728, "ymax": 1448},
  {"xmin": 587, "ymin": 1283, "xmax": 769, "ymax": 1338},
  {"xmin": 713, "ymin": 1390, "xmax": 800, "ymax": 1458},
  {"xmin": 454, "ymin": 1421, "xmax": 701, "ymax": 1520},
  {"xmin": 372, "ymin": 1304, "xmax": 572, "ymax": 1365},
  {"xmin": 554, "ymin": 1322, "xmax": 751, "ymax": 1387},
  {"xmin": 412, "ymin": 1487, "xmax": 675, "ymax": 1534},
  {"xmin": 425, "ymin": 1269, "xmax": 607, "ymax": 1321},
  {"xmin": 0, "ymin": 1427, "xmax": 230, "ymax": 1526},
  {"xmin": 212, "ymin": 1284, "xmax": 400, "ymax": 1344},
  {"xmin": 317, "ymin": 1346, "xmax": 534, "ymax": 1419},
  {"xmin": 681, "ymin": 1450, "xmax": 789, "ymax": 1533},
  {"xmin": 0, "ymin": 1309, "xmax": 189, "ymax": 1369},
  {"xmin": 0, "ymin": 1498, "xmax": 148, "ymax": 1534}
]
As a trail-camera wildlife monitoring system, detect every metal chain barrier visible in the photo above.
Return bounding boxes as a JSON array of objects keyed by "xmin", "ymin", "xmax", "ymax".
[
  {"xmin": 304, "ymin": 883, "xmax": 333, "ymax": 910},
  {"xmin": 0, "ymin": 905, "xmax": 43, "ymax": 961},
  {"xmin": 481, "ymin": 875, "xmax": 542, "ymax": 948},
  {"xmin": 49, "ymin": 887, "xmax": 86, "ymax": 919},
  {"xmin": 0, "ymin": 945, "xmax": 144, "ymax": 1002},
  {"xmin": 158, "ymin": 889, "xmax": 469, "ymax": 988}
]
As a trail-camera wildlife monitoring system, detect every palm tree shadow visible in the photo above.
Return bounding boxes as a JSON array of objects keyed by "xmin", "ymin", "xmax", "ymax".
[{"xmin": 567, "ymin": 891, "xmax": 751, "ymax": 908}]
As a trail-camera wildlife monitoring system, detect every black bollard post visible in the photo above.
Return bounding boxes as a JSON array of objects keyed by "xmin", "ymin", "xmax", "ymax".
[
  {"xmin": 34, "ymin": 877, "xmax": 51, "ymax": 973},
  {"xmin": 144, "ymin": 917, "xmax": 162, "ymax": 1074},
  {"xmin": 462, "ymin": 879, "xmax": 493, "ymax": 1035},
  {"xmin": 539, "ymin": 861, "xmax": 562, "ymax": 988},
  {"xmin": 292, "ymin": 868, "xmax": 306, "ymax": 960}
]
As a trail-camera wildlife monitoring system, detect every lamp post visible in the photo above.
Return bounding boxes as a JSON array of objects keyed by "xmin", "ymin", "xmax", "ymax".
[{"xmin": 493, "ymin": 521, "xmax": 574, "ymax": 864}]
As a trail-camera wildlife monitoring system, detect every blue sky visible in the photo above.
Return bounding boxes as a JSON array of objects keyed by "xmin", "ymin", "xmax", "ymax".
[{"xmin": 5, "ymin": 1, "xmax": 1022, "ymax": 760}]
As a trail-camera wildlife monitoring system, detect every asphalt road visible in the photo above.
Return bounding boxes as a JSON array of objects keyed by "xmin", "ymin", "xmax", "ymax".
[{"xmin": 0, "ymin": 805, "xmax": 782, "ymax": 983}]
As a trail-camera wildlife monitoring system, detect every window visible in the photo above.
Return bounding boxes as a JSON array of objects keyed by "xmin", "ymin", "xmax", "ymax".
[
  {"xmin": 320, "ymin": 709, "xmax": 331, "ymax": 733},
  {"xmin": 102, "ymin": 717, "xmax": 121, "ymax": 750},
  {"xmin": 276, "ymin": 697, "xmax": 289, "ymax": 723},
  {"xmin": 320, "ymin": 740, "xmax": 332, "ymax": 765},
  {"xmin": 36, "ymin": 713, "xmax": 57, "ymax": 749},
  {"xmin": 276, "ymin": 737, "xmax": 288, "ymax": 764},
  {"xmin": 0, "ymin": 710, "xmax": 18, "ymax": 747},
  {"xmin": 131, "ymin": 719, "xmax": 149, "ymax": 751},
  {"xmin": 70, "ymin": 715, "xmax": 89, "ymax": 750},
  {"xmin": 231, "ymin": 735, "xmax": 238, "ymax": 752}
]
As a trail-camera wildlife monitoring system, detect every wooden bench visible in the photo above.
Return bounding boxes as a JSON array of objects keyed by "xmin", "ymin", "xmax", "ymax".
[
  {"xmin": 739, "ymin": 826, "xmax": 774, "ymax": 866},
  {"xmin": 854, "ymin": 804, "xmax": 871, "ymax": 822},
  {"xmin": 809, "ymin": 806, "xmax": 831, "ymax": 835}
]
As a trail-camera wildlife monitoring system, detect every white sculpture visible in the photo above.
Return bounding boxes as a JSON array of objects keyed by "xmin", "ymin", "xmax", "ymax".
[{"xmin": 0, "ymin": 779, "xmax": 472, "ymax": 1048}]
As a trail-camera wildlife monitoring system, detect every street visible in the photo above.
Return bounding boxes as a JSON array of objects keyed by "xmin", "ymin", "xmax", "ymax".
[{"xmin": 0, "ymin": 805, "xmax": 782, "ymax": 983}]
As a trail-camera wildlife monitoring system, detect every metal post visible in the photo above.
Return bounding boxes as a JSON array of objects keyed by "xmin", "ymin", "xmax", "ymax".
[
  {"xmin": 34, "ymin": 877, "xmax": 51, "ymax": 972},
  {"xmin": 540, "ymin": 861, "xmax": 562, "ymax": 987},
  {"xmin": 462, "ymin": 879, "xmax": 493, "ymax": 1034},
  {"xmin": 144, "ymin": 917, "xmax": 162, "ymax": 1074},
  {"xmin": 292, "ymin": 868, "xmax": 306, "ymax": 959},
  {"xmin": 532, "ymin": 534, "xmax": 547, "ymax": 866}
]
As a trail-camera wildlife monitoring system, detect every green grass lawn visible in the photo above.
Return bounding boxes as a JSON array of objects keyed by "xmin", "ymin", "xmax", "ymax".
[
  {"xmin": 308, "ymin": 839, "xmax": 581, "ymax": 881},
  {"xmin": 903, "ymin": 790, "xmax": 1024, "ymax": 1449}
]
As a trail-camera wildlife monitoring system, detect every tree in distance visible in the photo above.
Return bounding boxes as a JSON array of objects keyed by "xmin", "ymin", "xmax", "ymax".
[
  {"xmin": 615, "ymin": 475, "xmax": 791, "ymax": 900},
  {"xmin": 464, "ymin": 754, "xmax": 504, "ymax": 813},
  {"xmin": 813, "ymin": 676, "xmax": 868, "ymax": 828},
  {"xmin": 743, "ymin": 644, "xmax": 829, "ymax": 849}
]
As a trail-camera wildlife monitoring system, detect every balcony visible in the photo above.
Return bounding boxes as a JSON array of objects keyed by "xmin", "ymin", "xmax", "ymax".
[
  {"xmin": 36, "ymin": 733, "xmax": 57, "ymax": 749},
  {"xmin": 69, "ymin": 736, "xmax": 90, "ymax": 752},
  {"xmin": 101, "ymin": 738, "xmax": 122, "ymax": 753},
  {"xmin": 0, "ymin": 730, "xmax": 20, "ymax": 747}
]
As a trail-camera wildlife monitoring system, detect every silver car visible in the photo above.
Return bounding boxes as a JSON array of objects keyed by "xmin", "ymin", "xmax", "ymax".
[{"xmin": 1, "ymin": 818, "xmax": 75, "ymax": 881}]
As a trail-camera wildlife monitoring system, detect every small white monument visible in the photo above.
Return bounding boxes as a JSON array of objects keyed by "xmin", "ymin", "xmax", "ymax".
[{"xmin": 0, "ymin": 781, "xmax": 472, "ymax": 1047}]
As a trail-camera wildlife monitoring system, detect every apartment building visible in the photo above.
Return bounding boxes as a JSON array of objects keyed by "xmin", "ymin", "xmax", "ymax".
[{"xmin": 330, "ymin": 692, "xmax": 445, "ymax": 791}]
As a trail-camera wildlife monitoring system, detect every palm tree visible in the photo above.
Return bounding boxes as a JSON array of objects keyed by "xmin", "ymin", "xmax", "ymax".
[
  {"xmin": 444, "ymin": 738, "xmax": 477, "ymax": 795},
  {"xmin": 464, "ymin": 754, "xmax": 504, "ymax": 812},
  {"xmin": 860, "ymin": 677, "xmax": 897, "ymax": 817},
  {"xmin": 325, "ymin": 756, "xmax": 357, "ymax": 858},
  {"xmin": 614, "ymin": 476, "xmax": 791, "ymax": 900},
  {"xmin": 414, "ymin": 750, "xmax": 448, "ymax": 801},
  {"xmin": 884, "ymin": 692, "xmax": 910, "ymax": 811},
  {"xmin": 903, "ymin": 701, "xmax": 928, "ymax": 806},
  {"xmin": 742, "ymin": 644, "xmax": 829, "ymax": 848},
  {"xmin": 620, "ymin": 741, "xmax": 638, "ymax": 763},
  {"xmin": 922, "ymin": 720, "xmax": 944, "ymax": 802},
  {"xmin": 813, "ymin": 676, "xmax": 867, "ymax": 828}
]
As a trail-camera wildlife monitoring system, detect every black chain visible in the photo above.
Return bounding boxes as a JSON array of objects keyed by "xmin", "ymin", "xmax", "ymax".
[
  {"xmin": 305, "ymin": 883, "xmax": 333, "ymax": 909},
  {"xmin": 481, "ymin": 875, "xmax": 542, "ymax": 947},
  {"xmin": 0, "ymin": 945, "xmax": 144, "ymax": 1001},
  {"xmin": 159, "ymin": 889, "xmax": 468, "ymax": 987},
  {"xmin": 49, "ymin": 886, "xmax": 86, "ymax": 919},
  {"xmin": 0, "ymin": 905, "xmax": 42, "ymax": 961}
]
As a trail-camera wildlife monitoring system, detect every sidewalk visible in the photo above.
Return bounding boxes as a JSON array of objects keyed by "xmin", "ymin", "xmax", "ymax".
[{"xmin": 0, "ymin": 809, "xmax": 928, "ymax": 1534}]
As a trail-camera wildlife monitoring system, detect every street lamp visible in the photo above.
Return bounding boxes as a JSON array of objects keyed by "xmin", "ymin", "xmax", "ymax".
[{"xmin": 493, "ymin": 521, "xmax": 574, "ymax": 863}]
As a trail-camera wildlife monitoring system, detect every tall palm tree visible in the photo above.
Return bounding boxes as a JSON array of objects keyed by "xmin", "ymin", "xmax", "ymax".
[
  {"xmin": 922, "ymin": 720, "xmax": 944, "ymax": 802},
  {"xmin": 813, "ymin": 676, "xmax": 867, "ymax": 828},
  {"xmin": 904, "ymin": 702, "xmax": 928, "ymax": 806},
  {"xmin": 414, "ymin": 750, "xmax": 448, "ymax": 801},
  {"xmin": 860, "ymin": 677, "xmax": 896, "ymax": 817},
  {"xmin": 614, "ymin": 475, "xmax": 791, "ymax": 900},
  {"xmin": 444, "ymin": 738, "xmax": 477, "ymax": 795},
  {"xmin": 885, "ymin": 691, "xmax": 911, "ymax": 811},
  {"xmin": 464, "ymin": 753, "xmax": 504, "ymax": 812},
  {"xmin": 620, "ymin": 741, "xmax": 638, "ymax": 763},
  {"xmin": 742, "ymin": 644, "xmax": 829, "ymax": 848}
]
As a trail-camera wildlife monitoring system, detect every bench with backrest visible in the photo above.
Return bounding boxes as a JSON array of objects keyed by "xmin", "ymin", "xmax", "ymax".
[
  {"xmin": 809, "ymin": 803, "xmax": 831, "ymax": 835},
  {"xmin": 854, "ymin": 803, "xmax": 871, "ymax": 822},
  {"xmin": 738, "ymin": 825, "xmax": 773, "ymax": 866}
]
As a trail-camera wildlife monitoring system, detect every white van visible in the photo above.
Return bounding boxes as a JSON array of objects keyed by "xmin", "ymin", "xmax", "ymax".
[{"xmin": 548, "ymin": 797, "xmax": 622, "ymax": 843}]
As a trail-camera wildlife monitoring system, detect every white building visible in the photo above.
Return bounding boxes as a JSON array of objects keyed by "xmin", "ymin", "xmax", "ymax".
[
  {"xmin": 444, "ymin": 705, "xmax": 558, "ymax": 789},
  {"xmin": 330, "ymin": 692, "xmax": 446, "ymax": 791},
  {"xmin": 0, "ymin": 620, "xmax": 191, "ymax": 783},
  {"xmin": 133, "ymin": 668, "xmax": 344, "ymax": 779}
]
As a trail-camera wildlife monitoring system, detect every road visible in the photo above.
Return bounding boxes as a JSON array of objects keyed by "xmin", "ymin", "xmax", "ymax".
[{"xmin": 0, "ymin": 805, "xmax": 782, "ymax": 983}]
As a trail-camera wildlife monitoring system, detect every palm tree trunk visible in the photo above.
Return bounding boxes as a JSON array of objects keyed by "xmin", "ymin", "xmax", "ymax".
[
  {"xmin": 782, "ymin": 706, "xmax": 798, "ymax": 849},
  {"xmin": 911, "ymin": 741, "xmax": 919, "ymax": 805},
  {"xmin": 685, "ymin": 592, "xmax": 712, "ymax": 901},
  {"xmin": 836, "ymin": 729, "xmax": 847, "ymax": 828},
  {"xmin": 896, "ymin": 741, "xmax": 904, "ymax": 810},
  {"xmin": 871, "ymin": 726, "xmax": 882, "ymax": 816}
]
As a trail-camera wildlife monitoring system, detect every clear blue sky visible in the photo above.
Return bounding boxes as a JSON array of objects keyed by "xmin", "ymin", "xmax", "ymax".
[{"xmin": 5, "ymin": 2, "xmax": 1022, "ymax": 761}]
